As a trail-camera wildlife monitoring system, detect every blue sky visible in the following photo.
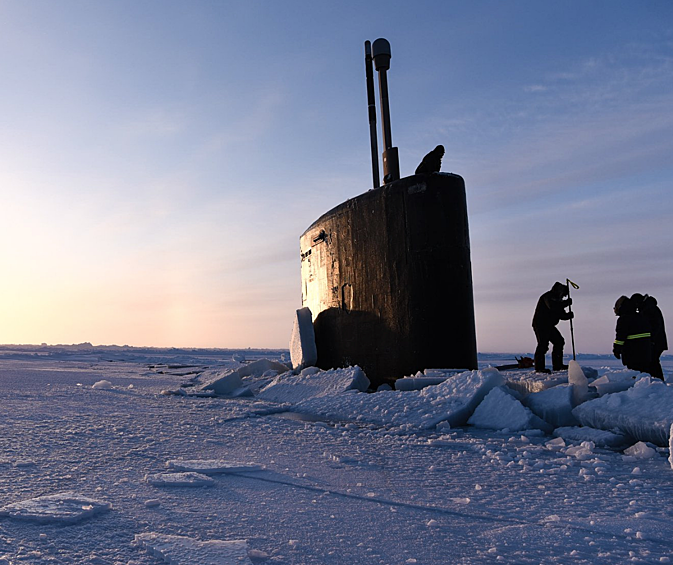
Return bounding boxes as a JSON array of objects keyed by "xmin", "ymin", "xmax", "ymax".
[{"xmin": 1, "ymin": 1, "xmax": 672, "ymax": 354}]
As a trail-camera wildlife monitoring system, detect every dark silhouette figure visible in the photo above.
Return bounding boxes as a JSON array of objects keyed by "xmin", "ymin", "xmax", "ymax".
[
  {"xmin": 630, "ymin": 293, "xmax": 667, "ymax": 380},
  {"xmin": 613, "ymin": 296, "xmax": 652, "ymax": 374},
  {"xmin": 415, "ymin": 145, "xmax": 445, "ymax": 174},
  {"xmin": 532, "ymin": 282, "xmax": 574, "ymax": 373}
]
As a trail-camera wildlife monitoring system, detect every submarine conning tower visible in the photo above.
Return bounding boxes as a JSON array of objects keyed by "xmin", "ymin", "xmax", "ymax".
[
  {"xmin": 299, "ymin": 173, "xmax": 478, "ymax": 386},
  {"xmin": 298, "ymin": 38, "xmax": 477, "ymax": 387}
]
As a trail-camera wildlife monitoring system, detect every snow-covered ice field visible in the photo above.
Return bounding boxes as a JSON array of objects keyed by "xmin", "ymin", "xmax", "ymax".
[{"xmin": 1, "ymin": 345, "xmax": 673, "ymax": 564}]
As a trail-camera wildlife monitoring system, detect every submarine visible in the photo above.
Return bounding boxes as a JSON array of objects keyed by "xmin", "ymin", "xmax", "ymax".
[{"xmin": 299, "ymin": 39, "xmax": 478, "ymax": 387}]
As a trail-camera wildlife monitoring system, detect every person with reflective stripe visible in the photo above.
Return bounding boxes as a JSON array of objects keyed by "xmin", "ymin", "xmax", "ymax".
[
  {"xmin": 631, "ymin": 293, "xmax": 667, "ymax": 381},
  {"xmin": 613, "ymin": 295, "xmax": 652, "ymax": 374}
]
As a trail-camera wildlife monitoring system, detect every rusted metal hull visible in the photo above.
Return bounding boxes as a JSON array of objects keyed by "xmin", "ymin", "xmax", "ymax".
[{"xmin": 300, "ymin": 173, "xmax": 477, "ymax": 386}]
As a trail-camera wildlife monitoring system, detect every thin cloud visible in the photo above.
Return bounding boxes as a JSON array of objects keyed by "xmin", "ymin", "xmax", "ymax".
[{"xmin": 116, "ymin": 108, "xmax": 185, "ymax": 138}]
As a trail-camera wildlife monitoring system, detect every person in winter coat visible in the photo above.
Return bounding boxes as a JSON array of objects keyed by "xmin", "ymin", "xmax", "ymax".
[
  {"xmin": 415, "ymin": 145, "xmax": 445, "ymax": 174},
  {"xmin": 630, "ymin": 293, "xmax": 667, "ymax": 380},
  {"xmin": 613, "ymin": 295, "xmax": 652, "ymax": 374},
  {"xmin": 532, "ymin": 282, "xmax": 574, "ymax": 373}
]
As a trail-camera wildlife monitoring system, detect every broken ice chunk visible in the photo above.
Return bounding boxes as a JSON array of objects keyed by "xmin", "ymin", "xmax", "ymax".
[
  {"xmin": 166, "ymin": 460, "xmax": 263, "ymax": 475},
  {"xmin": 135, "ymin": 532, "xmax": 252, "ymax": 565},
  {"xmin": 145, "ymin": 472, "xmax": 215, "ymax": 487},
  {"xmin": 0, "ymin": 492, "xmax": 111, "ymax": 524}
]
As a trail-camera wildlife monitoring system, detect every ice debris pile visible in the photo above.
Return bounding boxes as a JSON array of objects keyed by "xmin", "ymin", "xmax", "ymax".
[
  {"xmin": 199, "ymin": 359, "xmax": 293, "ymax": 397},
  {"xmin": 292, "ymin": 367, "xmax": 504, "ymax": 430},
  {"xmin": 195, "ymin": 358, "xmax": 673, "ymax": 457},
  {"xmin": 572, "ymin": 376, "xmax": 673, "ymax": 446},
  {"xmin": 257, "ymin": 366, "xmax": 370, "ymax": 404}
]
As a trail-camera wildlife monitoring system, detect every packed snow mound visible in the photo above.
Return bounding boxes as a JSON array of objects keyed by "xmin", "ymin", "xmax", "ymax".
[
  {"xmin": 525, "ymin": 384, "xmax": 578, "ymax": 428},
  {"xmin": 256, "ymin": 366, "xmax": 370, "ymax": 404},
  {"xmin": 0, "ymin": 492, "xmax": 111, "ymax": 523},
  {"xmin": 468, "ymin": 386, "xmax": 552, "ymax": 432},
  {"xmin": 573, "ymin": 377, "xmax": 673, "ymax": 446},
  {"xmin": 623, "ymin": 441, "xmax": 657, "ymax": 460},
  {"xmin": 135, "ymin": 533, "xmax": 251, "ymax": 565},
  {"xmin": 92, "ymin": 379, "xmax": 113, "ymax": 390},
  {"xmin": 166, "ymin": 459, "xmax": 264, "ymax": 475},
  {"xmin": 292, "ymin": 368, "xmax": 504, "ymax": 429},
  {"xmin": 145, "ymin": 472, "xmax": 215, "ymax": 487}
]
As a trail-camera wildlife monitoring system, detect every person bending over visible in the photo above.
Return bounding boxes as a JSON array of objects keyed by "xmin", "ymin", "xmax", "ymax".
[{"xmin": 532, "ymin": 282, "xmax": 573, "ymax": 374}]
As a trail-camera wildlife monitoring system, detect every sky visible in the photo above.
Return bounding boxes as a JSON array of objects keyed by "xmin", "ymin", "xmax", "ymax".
[{"xmin": 1, "ymin": 1, "xmax": 672, "ymax": 354}]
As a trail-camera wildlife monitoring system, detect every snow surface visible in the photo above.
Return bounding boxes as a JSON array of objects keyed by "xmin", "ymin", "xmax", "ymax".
[{"xmin": 1, "ymin": 345, "xmax": 673, "ymax": 564}]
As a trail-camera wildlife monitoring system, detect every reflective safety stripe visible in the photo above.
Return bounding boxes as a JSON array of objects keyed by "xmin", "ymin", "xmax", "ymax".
[
  {"xmin": 626, "ymin": 333, "xmax": 651, "ymax": 340},
  {"xmin": 614, "ymin": 340, "xmax": 625, "ymax": 346}
]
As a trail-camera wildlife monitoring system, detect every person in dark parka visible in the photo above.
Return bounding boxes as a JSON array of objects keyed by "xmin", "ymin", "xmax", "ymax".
[
  {"xmin": 532, "ymin": 282, "xmax": 574, "ymax": 373},
  {"xmin": 415, "ymin": 145, "xmax": 445, "ymax": 174},
  {"xmin": 630, "ymin": 293, "xmax": 667, "ymax": 380},
  {"xmin": 613, "ymin": 295, "xmax": 652, "ymax": 374}
]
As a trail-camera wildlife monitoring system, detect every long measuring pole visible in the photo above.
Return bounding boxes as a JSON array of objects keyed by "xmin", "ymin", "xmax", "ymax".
[{"xmin": 566, "ymin": 279, "xmax": 580, "ymax": 360}]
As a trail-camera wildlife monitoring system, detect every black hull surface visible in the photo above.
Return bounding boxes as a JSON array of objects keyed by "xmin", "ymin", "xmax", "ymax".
[{"xmin": 299, "ymin": 173, "xmax": 477, "ymax": 386}]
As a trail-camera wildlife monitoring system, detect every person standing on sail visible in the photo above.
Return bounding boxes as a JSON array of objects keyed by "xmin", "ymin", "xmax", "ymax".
[{"xmin": 532, "ymin": 282, "xmax": 574, "ymax": 373}]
